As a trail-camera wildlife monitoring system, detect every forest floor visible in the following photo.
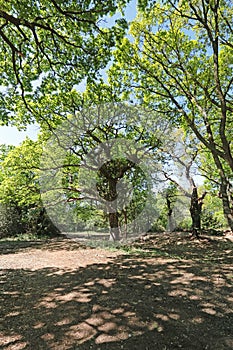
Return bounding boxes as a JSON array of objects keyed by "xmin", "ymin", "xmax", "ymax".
[{"xmin": 0, "ymin": 231, "xmax": 233, "ymax": 350}]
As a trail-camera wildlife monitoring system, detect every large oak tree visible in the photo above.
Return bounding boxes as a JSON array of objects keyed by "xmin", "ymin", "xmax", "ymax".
[{"xmin": 39, "ymin": 97, "xmax": 166, "ymax": 241}]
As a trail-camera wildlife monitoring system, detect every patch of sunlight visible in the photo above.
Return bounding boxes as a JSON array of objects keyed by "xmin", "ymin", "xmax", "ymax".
[
  {"xmin": 156, "ymin": 314, "xmax": 169, "ymax": 321},
  {"xmin": 227, "ymin": 296, "xmax": 233, "ymax": 303},
  {"xmin": 201, "ymin": 302, "xmax": 216, "ymax": 308},
  {"xmin": 6, "ymin": 311, "xmax": 21, "ymax": 317},
  {"xmin": 55, "ymin": 318, "xmax": 73, "ymax": 326},
  {"xmin": 189, "ymin": 294, "xmax": 201, "ymax": 301},
  {"xmin": 191, "ymin": 316, "xmax": 204, "ymax": 324},
  {"xmin": 170, "ymin": 272, "xmax": 195, "ymax": 285},
  {"xmin": 112, "ymin": 307, "xmax": 125, "ymax": 315},
  {"xmin": 148, "ymin": 321, "xmax": 163, "ymax": 332},
  {"xmin": 192, "ymin": 276, "xmax": 209, "ymax": 282},
  {"xmin": 86, "ymin": 315, "xmax": 105, "ymax": 327},
  {"xmin": 201, "ymin": 302, "xmax": 217, "ymax": 315},
  {"xmin": 57, "ymin": 291, "xmax": 92, "ymax": 303},
  {"xmin": 96, "ymin": 278, "xmax": 116, "ymax": 288},
  {"xmin": 98, "ymin": 321, "xmax": 117, "ymax": 332},
  {"xmin": 84, "ymin": 281, "xmax": 95, "ymax": 287},
  {"xmin": 0, "ymin": 333, "xmax": 28, "ymax": 349},
  {"xmin": 168, "ymin": 289, "xmax": 188, "ymax": 297},
  {"xmin": 202, "ymin": 308, "xmax": 217, "ymax": 315},
  {"xmin": 41, "ymin": 333, "xmax": 55, "ymax": 341},
  {"xmin": 168, "ymin": 313, "xmax": 180, "ymax": 320},
  {"xmin": 33, "ymin": 322, "xmax": 46, "ymax": 329},
  {"xmin": 2, "ymin": 291, "xmax": 19, "ymax": 296},
  {"xmin": 38, "ymin": 300, "xmax": 57, "ymax": 309},
  {"xmin": 95, "ymin": 332, "xmax": 129, "ymax": 344},
  {"xmin": 211, "ymin": 274, "xmax": 229, "ymax": 287},
  {"xmin": 128, "ymin": 270, "xmax": 166, "ymax": 281},
  {"xmin": 36, "ymin": 292, "xmax": 60, "ymax": 309},
  {"xmin": 66, "ymin": 322, "xmax": 97, "ymax": 344}
]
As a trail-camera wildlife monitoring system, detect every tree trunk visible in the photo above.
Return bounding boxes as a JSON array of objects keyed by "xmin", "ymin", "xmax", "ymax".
[
  {"xmin": 166, "ymin": 195, "xmax": 175, "ymax": 232},
  {"xmin": 123, "ymin": 209, "xmax": 128, "ymax": 239},
  {"xmin": 36, "ymin": 207, "xmax": 61, "ymax": 237},
  {"xmin": 190, "ymin": 187, "xmax": 206, "ymax": 238},
  {"xmin": 211, "ymin": 152, "xmax": 233, "ymax": 231},
  {"xmin": 190, "ymin": 186, "xmax": 200, "ymax": 231},
  {"xmin": 108, "ymin": 178, "xmax": 120, "ymax": 241},
  {"xmin": 109, "ymin": 211, "xmax": 120, "ymax": 241},
  {"xmin": 219, "ymin": 178, "xmax": 233, "ymax": 231}
]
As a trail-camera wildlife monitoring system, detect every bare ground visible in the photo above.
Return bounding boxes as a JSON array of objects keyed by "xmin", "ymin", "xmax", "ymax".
[{"xmin": 0, "ymin": 232, "xmax": 232, "ymax": 350}]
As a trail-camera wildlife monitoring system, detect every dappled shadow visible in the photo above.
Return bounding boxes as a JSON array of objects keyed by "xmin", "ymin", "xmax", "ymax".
[
  {"xmin": 0, "ymin": 236, "xmax": 89, "ymax": 255},
  {"xmin": 131, "ymin": 232, "xmax": 233, "ymax": 264},
  {"xmin": 1, "ymin": 246, "xmax": 233, "ymax": 349}
]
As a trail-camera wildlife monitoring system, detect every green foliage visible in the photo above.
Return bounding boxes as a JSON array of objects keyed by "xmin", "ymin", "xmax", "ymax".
[
  {"xmin": 0, "ymin": 0, "xmax": 130, "ymax": 125},
  {"xmin": 38, "ymin": 101, "xmax": 169, "ymax": 238},
  {"xmin": 0, "ymin": 139, "xmax": 41, "ymax": 206},
  {"xmin": 110, "ymin": 0, "xmax": 233, "ymax": 230},
  {"xmin": 201, "ymin": 193, "xmax": 228, "ymax": 230},
  {"xmin": 0, "ymin": 140, "xmax": 61, "ymax": 237},
  {"xmin": 0, "ymin": 1, "xmax": 232, "ymax": 236},
  {"xmin": 0, "ymin": 203, "xmax": 23, "ymax": 238}
]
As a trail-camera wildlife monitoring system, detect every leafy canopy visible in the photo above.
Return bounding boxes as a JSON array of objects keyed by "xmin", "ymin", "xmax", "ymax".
[{"xmin": 0, "ymin": 0, "xmax": 129, "ymax": 125}]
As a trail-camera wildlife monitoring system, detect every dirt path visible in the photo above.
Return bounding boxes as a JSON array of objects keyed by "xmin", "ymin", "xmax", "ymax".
[
  {"xmin": 0, "ymin": 244, "xmax": 119, "ymax": 270},
  {"xmin": 0, "ymin": 233, "xmax": 232, "ymax": 350}
]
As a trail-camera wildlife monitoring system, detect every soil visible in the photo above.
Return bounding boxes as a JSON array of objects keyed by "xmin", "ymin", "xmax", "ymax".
[{"xmin": 0, "ymin": 232, "xmax": 232, "ymax": 350}]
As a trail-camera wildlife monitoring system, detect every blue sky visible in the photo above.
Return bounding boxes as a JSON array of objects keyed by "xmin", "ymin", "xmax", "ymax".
[
  {"xmin": 0, "ymin": 0, "xmax": 137, "ymax": 146},
  {"xmin": 0, "ymin": 124, "xmax": 39, "ymax": 146}
]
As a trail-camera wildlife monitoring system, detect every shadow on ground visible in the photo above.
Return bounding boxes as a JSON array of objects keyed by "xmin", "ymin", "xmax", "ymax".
[
  {"xmin": 0, "ymin": 236, "xmax": 84, "ymax": 255},
  {"xmin": 0, "ymin": 233, "xmax": 233, "ymax": 350}
]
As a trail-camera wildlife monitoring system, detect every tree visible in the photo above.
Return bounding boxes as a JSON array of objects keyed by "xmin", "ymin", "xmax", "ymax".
[
  {"xmin": 164, "ymin": 183, "xmax": 178, "ymax": 232},
  {"xmin": 201, "ymin": 192, "xmax": 228, "ymax": 230},
  {"xmin": 161, "ymin": 132, "xmax": 208, "ymax": 237},
  {"xmin": 95, "ymin": 158, "xmax": 147, "ymax": 240},
  {"xmin": 39, "ymin": 101, "xmax": 168, "ymax": 241},
  {"xmin": 110, "ymin": 0, "xmax": 233, "ymax": 231},
  {"xmin": 0, "ymin": 0, "xmax": 128, "ymax": 125},
  {"xmin": 0, "ymin": 139, "xmax": 60, "ymax": 237}
]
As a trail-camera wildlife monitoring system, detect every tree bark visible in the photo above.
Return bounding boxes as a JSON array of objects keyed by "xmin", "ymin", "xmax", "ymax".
[
  {"xmin": 109, "ymin": 211, "xmax": 120, "ymax": 241},
  {"xmin": 210, "ymin": 152, "xmax": 233, "ymax": 231},
  {"xmin": 122, "ymin": 209, "xmax": 128, "ymax": 239},
  {"xmin": 219, "ymin": 177, "xmax": 233, "ymax": 231},
  {"xmin": 190, "ymin": 187, "xmax": 201, "ymax": 237},
  {"xmin": 190, "ymin": 187, "xmax": 207, "ymax": 238},
  {"xmin": 166, "ymin": 195, "xmax": 175, "ymax": 232},
  {"xmin": 108, "ymin": 178, "xmax": 120, "ymax": 241}
]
